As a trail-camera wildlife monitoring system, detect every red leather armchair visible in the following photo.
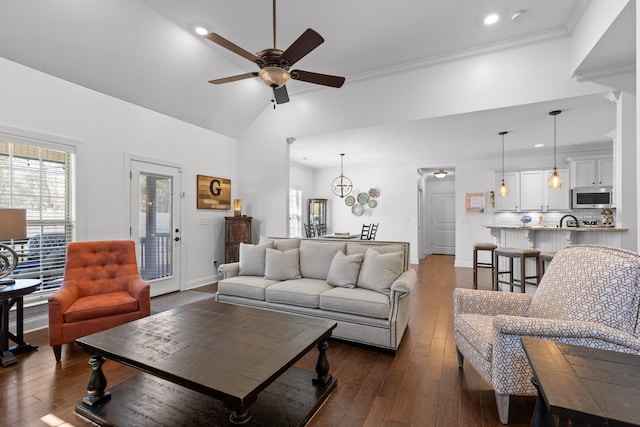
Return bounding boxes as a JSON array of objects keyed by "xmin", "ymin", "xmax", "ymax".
[{"xmin": 48, "ymin": 240, "xmax": 150, "ymax": 362}]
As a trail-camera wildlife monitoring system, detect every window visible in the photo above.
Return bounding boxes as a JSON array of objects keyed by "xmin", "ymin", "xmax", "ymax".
[
  {"xmin": 0, "ymin": 140, "xmax": 74, "ymax": 293},
  {"xmin": 288, "ymin": 189, "xmax": 302, "ymax": 237}
]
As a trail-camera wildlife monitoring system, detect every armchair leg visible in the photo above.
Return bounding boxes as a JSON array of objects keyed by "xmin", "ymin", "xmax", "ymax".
[
  {"xmin": 53, "ymin": 345, "xmax": 62, "ymax": 362},
  {"xmin": 456, "ymin": 347, "xmax": 464, "ymax": 368},
  {"xmin": 494, "ymin": 392, "xmax": 509, "ymax": 424}
]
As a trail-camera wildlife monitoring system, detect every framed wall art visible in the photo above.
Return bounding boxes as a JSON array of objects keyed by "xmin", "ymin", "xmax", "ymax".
[
  {"xmin": 465, "ymin": 192, "xmax": 485, "ymax": 214},
  {"xmin": 197, "ymin": 175, "xmax": 231, "ymax": 210}
]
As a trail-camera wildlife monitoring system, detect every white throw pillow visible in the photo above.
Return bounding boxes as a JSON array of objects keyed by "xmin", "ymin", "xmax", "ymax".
[
  {"xmin": 357, "ymin": 248, "xmax": 403, "ymax": 295},
  {"xmin": 264, "ymin": 248, "xmax": 301, "ymax": 281},
  {"xmin": 326, "ymin": 251, "xmax": 363, "ymax": 288},
  {"xmin": 238, "ymin": 242, "xmax": 272, "ymax": 276}
]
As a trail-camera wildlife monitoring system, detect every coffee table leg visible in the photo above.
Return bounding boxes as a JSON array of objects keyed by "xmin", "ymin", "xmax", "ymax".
[
  {"xmin": 313, "ymin": 340, "xmax": 332, "ymax": 386},
  {"xmin": 82, "ymin": 355, "xmax": 112, "ymax": 407},
  {"xmin": 230, "ymin": 408, "xmax": 252, "ymax": 424}
]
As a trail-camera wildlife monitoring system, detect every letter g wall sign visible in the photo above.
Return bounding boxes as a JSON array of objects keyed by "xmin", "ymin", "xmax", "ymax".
[{"xmin": 197, "ymin": 174, "xmax": 231, "ymax": 210}]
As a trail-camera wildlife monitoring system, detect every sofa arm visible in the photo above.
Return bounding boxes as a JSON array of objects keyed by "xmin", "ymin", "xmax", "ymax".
[
  {"xmin": 493, "ymin": 315, "xmax": 640, "ymax": 353},
  {"xmin": 218, "ymin": 262, "xmax": 240, "ymax": 279},
  {"xmin": 390, "ymin": 268, "xmax": 417, "ymax": 297},
  {"xmin": 127, "ymin": 276, "xmax": 151, "ymax": 317},
  {"xmin": 453, "ymin": 288, "xmax": 532, "ymax": 317}
]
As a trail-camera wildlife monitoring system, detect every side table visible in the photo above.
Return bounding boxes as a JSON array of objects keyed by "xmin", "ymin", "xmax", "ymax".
[{"xmin": 1, "ymin": 279, "xmax": 40, "ymax": 367}]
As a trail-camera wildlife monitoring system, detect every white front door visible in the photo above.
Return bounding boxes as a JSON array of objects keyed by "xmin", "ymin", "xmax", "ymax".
[
  {"xmin": 129, "ymin": 159, "xmax": 182, "ymax": 296},
  {"xmin": 431, "ymin": 192, "xmax": 455, "ymax": 255}
]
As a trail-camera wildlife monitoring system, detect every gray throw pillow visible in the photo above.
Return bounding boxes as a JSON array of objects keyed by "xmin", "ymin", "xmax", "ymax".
[
  {"xmin": 357, "ymin": 248, "xmax": 403, "ymax": 295},
  {"xmin": 264, "ymin": 248, "xmax": 301, "ymax": 281},
  {"xmin": 258, "ymin": 236, "xmax": 301, "ymax": 251},
  {"xmin": 238, "ymin": 242, "xmax": 272, "ymax": 276},
  {"xmin": 326, "ymin": 250, "xmax": 363, "ymax": 288}
]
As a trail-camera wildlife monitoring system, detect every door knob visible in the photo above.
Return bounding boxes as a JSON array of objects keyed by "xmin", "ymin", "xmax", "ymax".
[{"xmin": 174, "ymin": 237, "xmax": 180, "ymax": 242}]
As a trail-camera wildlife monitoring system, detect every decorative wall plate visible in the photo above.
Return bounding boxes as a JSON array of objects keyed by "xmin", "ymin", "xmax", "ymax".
[
  {"xmin": 368, "ymin": 199, "xmax": 377, "ymax": 208},
  {"xmin": 368, "ymin": 188, "xmax": 380, "ymax": 198},
  {"xmin": 364, "ymin": 208, "xmax": 373, "ymax": 216},
  {"xmin": 357, "ymin": 192, "xmax": 369, "ymax": 204},
  {"xmin": 345, "ymin": 195, "xmax": 355, "ymax": 206},
  {"xmin": 351, "ymin": 204, "xmax": 364, "ymax": 216}
]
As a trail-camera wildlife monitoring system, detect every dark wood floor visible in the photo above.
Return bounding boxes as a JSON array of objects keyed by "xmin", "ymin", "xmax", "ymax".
[{"xmin": 1, "ymin": 255, "xmax": 536, "ymax": 426}]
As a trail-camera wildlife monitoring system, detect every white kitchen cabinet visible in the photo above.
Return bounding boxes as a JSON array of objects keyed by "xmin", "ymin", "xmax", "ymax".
[
  {"xmin": 495, "ymin": 172, "xmax": 520, "ymax": 211},
  {"xmin": 544, "ymin": 169, "xmax": 571, "ymax": 210},
  {"xmin": 520, "ymin": 170, "xmax": 544, "ymax": 211},
  {"xmin": 571, "ymin": 158, "xmax": 613, "ymax": 187}
]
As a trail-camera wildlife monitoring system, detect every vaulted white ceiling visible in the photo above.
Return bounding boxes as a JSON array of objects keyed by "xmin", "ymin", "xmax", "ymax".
[{"xmin": 0, "ymin": 1, "xmax": 633, "ymax": 169}]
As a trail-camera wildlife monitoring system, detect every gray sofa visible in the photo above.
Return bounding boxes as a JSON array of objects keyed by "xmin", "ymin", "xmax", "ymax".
[{"xmin": 217, "ymin": 237, "xmax": 416, "ymax": 351}]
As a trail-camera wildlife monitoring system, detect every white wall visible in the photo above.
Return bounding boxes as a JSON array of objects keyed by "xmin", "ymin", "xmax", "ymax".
[
  {"xmin": 289, "ymin": 162, "xmax": 316, "ymax": 237},
  {"xmin": 0, "ymin": 57, "xmax": 237, "ymax": 290}
]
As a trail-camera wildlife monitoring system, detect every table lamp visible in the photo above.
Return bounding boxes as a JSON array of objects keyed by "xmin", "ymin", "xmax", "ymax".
[{"xmin": 0, "ymin": 208, "xmax": 27, "ymax": 285}]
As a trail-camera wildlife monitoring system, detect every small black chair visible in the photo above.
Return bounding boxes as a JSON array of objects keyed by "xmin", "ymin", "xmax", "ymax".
[
  {"xmin": 368, "ymin": 223, "xmax": 379, "ymax": 240},
  {"xmin": 304, "ymin": 224, "xmax": 316, "ymax": 238},
  {"xmin": 360, "ymin": 224, "xmax": 371, "ymax": 240}
]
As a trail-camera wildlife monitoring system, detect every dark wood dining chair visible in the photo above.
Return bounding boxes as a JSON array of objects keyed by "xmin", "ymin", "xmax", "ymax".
[{"xmin": 360, "ymin": 224, "xmax": 371, "ymax": 240}]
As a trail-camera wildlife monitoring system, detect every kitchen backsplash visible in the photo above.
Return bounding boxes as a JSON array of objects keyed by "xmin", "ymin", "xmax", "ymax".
[{"xmin": 493, "ymin": 208, "xmax": 615, "ymax": 227}]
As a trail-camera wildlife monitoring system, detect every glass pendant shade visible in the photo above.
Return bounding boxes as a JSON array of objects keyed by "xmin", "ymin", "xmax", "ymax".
[
  {"xmin": 548, "ymin": 168, "xmax": 562, "ymax": 188},
  {"xmin": 498, "ymin": 131, "xmax": 509, "ymax": 197},
  {"xmin": 548, "ymin": 110, "xmax": 562, "ymax": 188},
  {"xmin": 499, "ymin": 180, "xmax": 509, "ymax": 196},
  {"xmin": 258, "ymin": 67, "xmax": 291, "ymax": 88}
]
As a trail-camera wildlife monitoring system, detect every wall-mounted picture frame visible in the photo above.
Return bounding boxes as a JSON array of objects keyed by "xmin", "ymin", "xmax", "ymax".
[
  {"xmin": 197, "ymin": 175, "xmax": 231, "ymax": 210},
  {"xmin": 465, "ymin": 192, "xmax": 485, "ymax": 214}
]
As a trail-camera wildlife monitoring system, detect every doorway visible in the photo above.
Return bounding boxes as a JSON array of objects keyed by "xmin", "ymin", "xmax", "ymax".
[
  {"xmin": 419, "ymin": 169, "xmax": 456, "ymax": 257},
  {"xmin": 431, "ymin": 192, "xmax": 455, "ymax": 255},
  {"xmin": 129, "ymin": 158, "xmax": 182, "ymax": 297}
]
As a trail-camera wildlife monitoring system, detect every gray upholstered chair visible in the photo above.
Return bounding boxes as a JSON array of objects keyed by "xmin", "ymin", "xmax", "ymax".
[{"xmin": 454, "ymin": 245, "xmax": 640, "ymax": 424}]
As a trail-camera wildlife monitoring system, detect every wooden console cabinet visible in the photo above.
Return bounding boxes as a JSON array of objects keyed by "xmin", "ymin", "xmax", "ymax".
[{"xmin": 225, "ymin": 216, "xmax": 252, "ymax": 263}]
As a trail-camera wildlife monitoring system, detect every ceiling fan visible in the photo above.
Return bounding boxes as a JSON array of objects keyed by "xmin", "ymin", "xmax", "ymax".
[{"xmin": 204, "ymin": 0, "xmax": 345, "ymax": 105}]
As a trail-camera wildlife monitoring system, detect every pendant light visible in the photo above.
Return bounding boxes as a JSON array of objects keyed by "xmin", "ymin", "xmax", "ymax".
[
  {"xmin": 330, "ymin": 153, "xmax": 353, "ymax": 198},
  {"xmin": 548, "ymin": 110, "xmax": 562, "ymax": 188},
  {"xmin": 498, "ymin": 131, "xmax": 509, "ymax": 197}
]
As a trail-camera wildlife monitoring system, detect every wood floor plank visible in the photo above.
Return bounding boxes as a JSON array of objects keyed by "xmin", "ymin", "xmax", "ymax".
[{"xmin": 3, "ymin": 255, "xmax": 537, "ymax": 426}]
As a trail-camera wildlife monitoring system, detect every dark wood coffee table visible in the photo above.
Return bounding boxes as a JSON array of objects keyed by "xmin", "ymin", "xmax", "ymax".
[
  {"xmin": 74, "ymin": 300, "xmax": 337, "ymax": 426},
  {"xmin": 522, "ymin": 337, "xmax": 640, "ymax": 427}
]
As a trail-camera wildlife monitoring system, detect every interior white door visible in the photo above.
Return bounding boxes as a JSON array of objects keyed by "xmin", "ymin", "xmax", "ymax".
[
  {"xmin": 431, "ymin": 192, "xmax": 455, "ymax": 255},
  {"xmin": 130, "ymin": 160, "xmax": 181, "ymax": 297}
]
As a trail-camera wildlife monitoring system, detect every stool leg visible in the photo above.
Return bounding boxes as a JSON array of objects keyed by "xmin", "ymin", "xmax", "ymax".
[
  {"xmin": 473, "ymin": 249, "xmax": 478, "ymax": 289},
  {"xmin": 509, "ymin": 257, "xmax": 515, "ymax": 292},
  {"xmin": 493, "ymin": 252, "xmax": 499, "ymax": 291},
  {"xmin": 520, "ymin": 255, "xmax": 526, "ymax": 293},
  {"xmin": 490, "ymin": 249, "xmax": 495, "ymax": 290}
]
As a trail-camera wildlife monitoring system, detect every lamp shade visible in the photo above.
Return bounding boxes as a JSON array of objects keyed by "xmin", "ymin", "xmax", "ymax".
[{"xmin": 0, "ymin": 209, "xmax": 27, "ymax": 240}]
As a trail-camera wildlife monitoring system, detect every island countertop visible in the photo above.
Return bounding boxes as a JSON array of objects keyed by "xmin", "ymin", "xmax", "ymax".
[{"xmin": 485, "ymin": 225, "xmax": 628, "ymax": 232}]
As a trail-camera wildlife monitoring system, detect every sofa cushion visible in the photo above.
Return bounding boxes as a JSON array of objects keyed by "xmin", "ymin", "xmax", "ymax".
[
  {"xmin": 299, "ymin": 240, "xmax": 346, "ymax": 280},
  {"xmin": 319, "ymin": 287, "xmax": 390, "ymax": 319},
  {"xmin": 527, "ymin": 245, "xmax": 640, "ymax": 333},
  {"xmin": 259, "ymin": 236, "xmax": 301, "ymax": 251},
  {"xmin": 218, "ymin": 276, "xmax": 279, "ymax": 301},
  {"xmin": 63, "ymin": 290, "xmax": 139, "ymax": 323},
  {"xmin": 357, "ymin": 249, "xmax": 403, "ymax": 295},
  {"xmin": 239, "ymin": 242, "xmax": 272, "ymax": 276},
  {"xmin": 326, "ymin": 251, "xmax": 363, "ymax": 288},
  {"xmin": 265, "ymin": 278, "xmax": 333, "ymax": 308},
  {"xmin": 264, "ymin": 248, "xmax": 301, "ymax": 281}
]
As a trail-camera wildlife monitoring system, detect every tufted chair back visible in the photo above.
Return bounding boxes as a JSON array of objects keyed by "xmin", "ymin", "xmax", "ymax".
[
  {"xmin": 64, "ymin": 240, "xmax": 141, "ymax": 297},
  {"xmin": 527, "ymin": 245, "xmax": 640, "ymax": 335}
]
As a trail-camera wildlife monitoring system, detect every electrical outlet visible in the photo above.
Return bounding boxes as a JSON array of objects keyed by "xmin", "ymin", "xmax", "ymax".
[{"xmin": 212, "ymin": 259, "xmax": 218, "ymax": 267}]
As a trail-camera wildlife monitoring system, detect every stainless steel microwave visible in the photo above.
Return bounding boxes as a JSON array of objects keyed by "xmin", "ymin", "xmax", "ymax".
[{"xmin": 572, "ymin": 186, "xmax": 613, "ymax": 209}]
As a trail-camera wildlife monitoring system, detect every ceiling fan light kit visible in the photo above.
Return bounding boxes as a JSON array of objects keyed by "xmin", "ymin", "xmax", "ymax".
[{"xmin": 204, "ymin": 0, "xmax": 345, "ymax": 105}]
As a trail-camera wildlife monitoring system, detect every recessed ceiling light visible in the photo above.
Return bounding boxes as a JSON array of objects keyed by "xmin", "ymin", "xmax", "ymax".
[
  {"xmin": 534, "ymin": 143, "xmax": 544, "ymax": 148},
  {"xmin": 484, "ymin": 14, "xmax": 499, "ymax": 26},
  {"xmin": 194, "ymin": 26, "xmax": 208, "ymax": 36}
]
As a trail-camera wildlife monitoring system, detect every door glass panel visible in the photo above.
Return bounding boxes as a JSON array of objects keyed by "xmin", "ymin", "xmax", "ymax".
[{"xmin": 138, "ymin": 173, "xmax": 173, "ymax": 281}]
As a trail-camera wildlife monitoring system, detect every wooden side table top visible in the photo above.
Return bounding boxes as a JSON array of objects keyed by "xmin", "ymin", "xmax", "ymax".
[{"xmin": 522, "ymin": 337, "xmax": 640, "ymax": 427}]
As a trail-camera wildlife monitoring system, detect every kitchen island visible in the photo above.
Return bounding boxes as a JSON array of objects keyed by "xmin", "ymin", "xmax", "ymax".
[{"xmin": 485, "ymin": 225, "xmax": 628, "ymax": 252}]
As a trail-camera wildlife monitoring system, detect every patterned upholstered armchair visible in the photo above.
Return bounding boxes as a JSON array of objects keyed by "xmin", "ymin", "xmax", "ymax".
[
  {"xmin": 454, "ymin": 245, "xmax": 640, "ymax": 424},
  {"xmin": 48, "ymin": 240, "xmax": 150, "ymax": 362}
]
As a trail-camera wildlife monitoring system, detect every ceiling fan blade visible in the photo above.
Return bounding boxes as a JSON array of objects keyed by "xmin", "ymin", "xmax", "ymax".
[
  {"xmin": 208, "ymin": 72, "xmax": 258, "ymax": 84},
  {"xmin": 280, "ymin": 28, "xmax": 324, "ymax": 67},
  {"xmin": 273, "ymin": 86, "xmax": 290, "ymax": 104},
  {"xmin": 290, "ymin": 70, "xmax": 345, "ymax": 88},
  {"xmin": 204, "ymin": 33, "xmax": 257, "ymax": 63}
]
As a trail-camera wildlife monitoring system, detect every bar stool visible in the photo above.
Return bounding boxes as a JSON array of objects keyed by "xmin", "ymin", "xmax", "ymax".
[
  {"xmin": 538, "ymin": 251, "xmax": 556, "ymax": 279},
  {"xmin": 493, "ymin": 247, "xmax": 541, "ymax": 293},
  {"xmin": 473, "ymin": 243, "xmax": 497, "ymax": 289}
]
